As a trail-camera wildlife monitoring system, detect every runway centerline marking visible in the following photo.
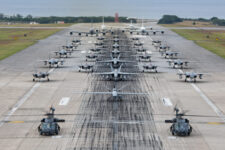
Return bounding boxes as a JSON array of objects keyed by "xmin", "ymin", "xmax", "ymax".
[
  {"xmin": 59, "ymin": 97, "xmax": 70, "ymax": 106},
  {"xmin": 0, "ymin": 83, "xmax": 41, "ymax": 127},
  {"xmin": 191, "ymin": 83, "xmax": 225, "ymax": 122}
]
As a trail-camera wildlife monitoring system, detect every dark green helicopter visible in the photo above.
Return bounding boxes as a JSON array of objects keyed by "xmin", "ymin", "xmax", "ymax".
[
  {"xmin": 38, "ymin": 107, "xmax": 65, "ymax": 136},
  {"xmin": 165, "ymin": 107, "xmax": 192, "ymax": 136}
]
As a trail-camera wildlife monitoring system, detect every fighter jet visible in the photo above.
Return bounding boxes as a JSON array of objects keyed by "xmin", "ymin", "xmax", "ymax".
[
  {"xmin": 134, "ymin": 41, "xmax": 144, "ymax": 47},
  {"xmin": 137, "ymin": 54, "xmax": 151, "ymax": 62},
  {"xmin": 110, "ymin": 49, "xmax": 131, "ymax": 56},
  {"xmin": 167, "ymin": 59, "xmax": 190, "ymax": 69},
  {"xmin": 72, "ymin": 39, "xmax": 81, "ymax": 44},
  {"xmin": 112, "ymin": 43, "xmax": 130, "ymax": 49},
  {"xmin": 152, "ymin": 40, "xmax": 161, "ymax": 46},
  {"xmin": 131, "ymin": 37, "xmax": 140, "ymax": 41},
  {"xmin": 62, "ymin": 45, "xmax": 77, "ymax": 52},
  {"xmin": 135, "ymin": 47, "xmax": 147, "ymax": 53},
  {"xmin": 41, "ymin": 58, "xmax": 64, "ymax": 68},
  {"xmin": 111, "ymin": 49, "xmax": 121, "ymax": 55},
  {"xmin": 78, "ymin": 64, "xmax": 94, "ymax": 72},
  {"xmin": 159, "ymin": 45, "xmax": 170, "ymax": 52},
  {"xmin": 95, "ymin": 41, "xmax": 104, "ymax": 46},
  {"xmin": 97, "ymin": 54, "xmax": 135, "ymax": 68},
  {"xmin": 94, "ymin": 64, "xmax": 138, "ymax": 81},
  {"xmin": 141, "ymin": 63, "xmax": 158, "ymax": 73},
  {"xmin": 161, "ymin": 51, "xmax": 179, "ymax": 59},
  {"xmin": 177, "ymin": 71, "xmax": 205, "ymax": 82},
  {"xmin": 86, "ymin": 54, "xmax": 98, "ymax": 61},
  {"xmin": 89, "ymin": 47, "xmax": 104, "ymax": 54},
  {"xmin": 97, "ymin": 37, "xmax": 105, "ymax": 40},
  {"xmin": 33, "ymin": 72, "xmax": 50, "ymax": 82},
  {"xmin": 54, "ymin": 49, "xmax": 72, "ymax": 58},
  {"xmin": 76, "ymin": 86, "xmax": 148, "ymax": 101}
]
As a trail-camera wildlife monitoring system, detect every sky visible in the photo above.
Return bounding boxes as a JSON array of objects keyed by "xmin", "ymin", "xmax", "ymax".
[{"xmin": 0, "ymin": 0, "xmax": 224, "ymax": 19}]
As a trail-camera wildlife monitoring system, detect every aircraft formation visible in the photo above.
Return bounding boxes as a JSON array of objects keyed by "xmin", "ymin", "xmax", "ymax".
[{"xmin": 26, "ymin": 21, "xmax": 214, "ymax": 138}]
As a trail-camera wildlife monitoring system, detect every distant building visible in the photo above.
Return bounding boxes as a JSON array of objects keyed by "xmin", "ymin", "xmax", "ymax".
[
  {"xmin": 30, "ymin": 22, "xmax": 39, "ymax": 25},
  {"xmin": 57, "ymin": 21, "xmax": 65, "ymax": 24},
  {"xmin": 115, "ymin": 13, "xmax": 119, "ymax": 23}
]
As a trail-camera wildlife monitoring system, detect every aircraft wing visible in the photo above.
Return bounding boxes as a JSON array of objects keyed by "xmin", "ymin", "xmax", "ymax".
[
  {"xmin": 118, "ymin": 60, "xmax": 135, "ymax": 63},
  {"xmin": 72, "ymin": 31, "xmax": 88, "ymax": 34},
  {"xmin": 97, "ymin": 60, "xmax": 113, "ymax": 63},
  {"xmin": 74, "ymin": 91, "xmax": 111, "ymax": 95},
  {"xmin": 93, "ymin": 72, "xmax": 114, "ymax": 75},
  {"xmin": 119, "ymin": 72, "xmax": 138, "ymax": 75},
  {"xmin": 118, "ymin": 92, "xmax": 148, "ymax": 95}
]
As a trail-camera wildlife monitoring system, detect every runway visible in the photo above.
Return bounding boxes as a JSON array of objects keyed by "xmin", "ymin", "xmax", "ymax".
[{"xmin": 0, "ymin": 23, "xmax": 225, "ymax": 150}]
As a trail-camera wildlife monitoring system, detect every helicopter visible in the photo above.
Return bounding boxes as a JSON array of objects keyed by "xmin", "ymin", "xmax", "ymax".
[
  {"xmin": 38, "ymin": 107, "xmax": 65, "ymax": 136},
  {"xmin": 165, "ymin": 107, "xmax": 192, "ymax": 136}
]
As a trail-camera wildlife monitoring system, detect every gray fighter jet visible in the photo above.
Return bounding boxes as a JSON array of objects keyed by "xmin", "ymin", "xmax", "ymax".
[
  {"xmin": 78, "ymin": 64, "xmax": 94, "ymax": 72},
  {"xmin": 110, "ymin": 49, "xmax": 131, "ymax": 56},
  {"xmin": 94, "ymin": 64, "xmax": 138, "ymax": 81},
  {"xmin": 137, "ymin": 54, "xmax": 151, "ymax": 62},
  {"xmin": 141, "ymin": 63, "xmax": 158, "ymax": 73},
  {"xmin": 134, "ymin": 41, "xmax": 144, "ymax": 47},
  {"xmin": 97, "ymin": 54, "xmax": 135, "ymax": 68},
  {"xmin": 135, "ymin": 47, "xmax": 147, "ymax": 53},
  {"xmin": 167, "ymin": 59, "xmax": 190, "ymax": 68},
  {"xmin": 112, "ymin": 43, "xmax": 130, "ymax": 49},
  {"xmin": 177, "ymin": 71, "xmax": 205, "ymax": 82},
  {"xmin": 159, "ymin": 45, "xmax": 170, "ymax": 52},
  {"xmin": 89, "ymin": 47, "xmax": 104, "ymax": 54},
  {"xmin": 161, "ymin": 51, "xmax": 179, "ymax": 59},
  {"xmin": 54, "ymin": 49, "xmax": 72, "ymax": 58},
  {"xmin": 33, "ymin": 72, "xmax": 50, "ymax": 82},
  {"xmin": 86, "ymin": 54, "xmax": 98, "ymax": 61},
  {"xmin": 62, "ymin": 45, "xmax": 77, "ymax": 52},
  {"xmin": 41, "ymin": 58, "xmax": 64, "ymax": 68}
]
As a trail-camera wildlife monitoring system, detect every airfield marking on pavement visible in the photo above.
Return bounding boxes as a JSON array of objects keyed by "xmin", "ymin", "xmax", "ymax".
[
  {"xmin": 52, "ymin": 135, "xmax": 62, "ymax": 139},
  {"xmin": 177, "ymin": 69, "xmax": 225, "ymax": 122},
  {"xmin": 48, "ymin": 68, "xmax": 55, "ymax": 73},
  {"xmin": 168, "ymin": 136, "xmax": 176, "ymax": 140},
  {"xmin": 191, "ymin": 83, "xmax": 225, "ymax": 122},
  {"xmin": 0, "ymin": 68, "xmax": 55, "ymax": 127},
  {"xmin": 59, "ymin": 97, "xmax": 70, "ymax": 106},
  {"xmin": 0, "ymin": 83, "xmax": 41, "ymax": 127},
  {"xmin": 162, "ymin": 98, "xmax": 173, "ymax": 107}
]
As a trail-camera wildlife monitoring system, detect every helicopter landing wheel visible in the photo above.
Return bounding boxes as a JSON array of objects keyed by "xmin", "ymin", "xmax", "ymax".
[{"xmin": 172, "ymin": 131, "xmax": 175, "ymax": 136}]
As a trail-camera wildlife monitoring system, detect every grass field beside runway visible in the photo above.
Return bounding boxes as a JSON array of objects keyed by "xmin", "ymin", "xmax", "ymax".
[
  {"xmin": 172, "ymin": 29, "xmax": 225, "ymax": 58},
  {"xmin": 161, "ymin": 21, "xmax": 216, "ymax": 27},
  {"xmin": 0, "ymin": 23, "xmax": 73, "ymax": 27},
  {"xmin": 0, "ymin": 28, "xmax": 61, "ymax": 60}
]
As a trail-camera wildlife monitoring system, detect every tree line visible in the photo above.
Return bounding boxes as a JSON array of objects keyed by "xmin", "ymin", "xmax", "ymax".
[
  {"xmin": 158, "ymin": 15, "xmax": 225, "ymax": 26},
  {"xmin": 0, "ymin": 13, "xmax": 131, "ymax": 24}
]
